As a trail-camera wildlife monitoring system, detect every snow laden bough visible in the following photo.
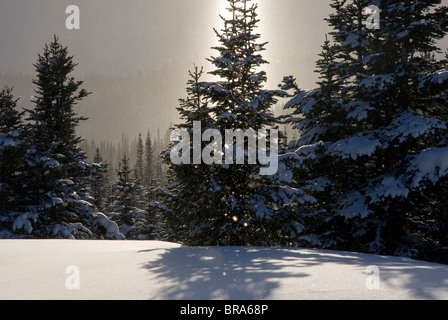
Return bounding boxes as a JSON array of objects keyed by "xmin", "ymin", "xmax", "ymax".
[
  {"xmin": 1, "ymin": 194, "xmax": 124, "ymax": 240},
  {"xmin": 295, "ymin": 118, "xmax": 448, "ymax": 213}
]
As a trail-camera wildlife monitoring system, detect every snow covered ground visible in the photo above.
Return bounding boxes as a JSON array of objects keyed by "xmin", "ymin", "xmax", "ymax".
[{"xmin": 0, "ymin": 240, "xmax": 447, "ymax": 300}]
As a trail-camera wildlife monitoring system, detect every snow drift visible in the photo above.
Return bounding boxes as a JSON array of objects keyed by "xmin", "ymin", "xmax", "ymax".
[{"xmin": 0, "ymin": 240, "xmax": 447, "ymax": 300}]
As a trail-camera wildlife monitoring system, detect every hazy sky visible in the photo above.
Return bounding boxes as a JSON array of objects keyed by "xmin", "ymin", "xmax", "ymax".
[
  {"xmin": 0, "ymin": 0, "xmax": 333, "ymax": 87},
  {"xmin": 0, "ymin": 0, "xmax": 447, "ymax": 143},
  {"xmin": 1, "ymin": 0, "xmax": 447, "ymax": 87}
]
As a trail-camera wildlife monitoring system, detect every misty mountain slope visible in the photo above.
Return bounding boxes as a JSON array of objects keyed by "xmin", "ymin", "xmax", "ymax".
[{"xmin": 1, "ymin": 240, "xmax": 447, "ymax": 300}]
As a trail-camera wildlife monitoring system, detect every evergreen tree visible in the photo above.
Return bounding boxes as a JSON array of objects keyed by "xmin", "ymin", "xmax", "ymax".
[
  {"xmin": 284, "ymin": 0, "xmax": 448, "ymax": 261},
  {"xmin": 0, "ymin": 86, "xmax": 27, "ymax": 237},
  {"xmin": 155, "ymin": 65, "xmax": 215, "ymax": 242},
  {"xmin": 144, "ymin": 131, "xmax": 154, "ymax": 188},
  {"xmin": 18, "ymin": 36, "xmax": 123, "ymax": 239},
  {"xmin": 135, "ymin": 133, "xmax": 144, "ymax": 181},
  {"xmin": 156, "ymin": 0, "xmax": 312, "ymax": 246},
  {"xmin": 112, "ymin": 156, "xmax": 134, "ymax": 216},
  {"xmin": 0, "ymin": 86, "xmax": 23, "ymax": 134},
  {"xmin": 109, "ymin": 154, "xmax": 148, "ymax": 239},
  {"xmin": 89, "ymin": 147, "xmax": 109, "ymax": 212}
]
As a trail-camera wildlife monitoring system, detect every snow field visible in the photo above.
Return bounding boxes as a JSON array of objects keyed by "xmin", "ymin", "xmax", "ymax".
[{"xmin": 1, "ymin": 240, "xmax": 448, "ymax": 300}]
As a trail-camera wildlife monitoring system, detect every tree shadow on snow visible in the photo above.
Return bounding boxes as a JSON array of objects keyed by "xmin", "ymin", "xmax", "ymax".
[
  {"xmin": 140, "ymin": 246, "xmax": 312, "ymax": 300},
  {"xmin": 139, "ymin": 246, "xmax": 448, "ymax": 300}
]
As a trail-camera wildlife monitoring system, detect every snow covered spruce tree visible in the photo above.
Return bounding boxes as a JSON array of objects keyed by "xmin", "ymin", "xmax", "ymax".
[
  {"xmin": 108, "ymin": 155, "xmax": 151, "ymax": 239},
  {"xmin": 284, "ymin": 0, "xmax": 448, "ymax": 261},
  {"xmin": 156, "ymin": 0, "xmax": 313, "ymax": 246},
  {"xmin": 18, "ymin": 36, "xmax": 123, "ymax": 239},
  {"xmin": 0, "ymin": 86, "xmax": 28, "ymax": 237},
  {"xmin": 88, "ymin": 147, "xmax": 109, "ymax": 212}
]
